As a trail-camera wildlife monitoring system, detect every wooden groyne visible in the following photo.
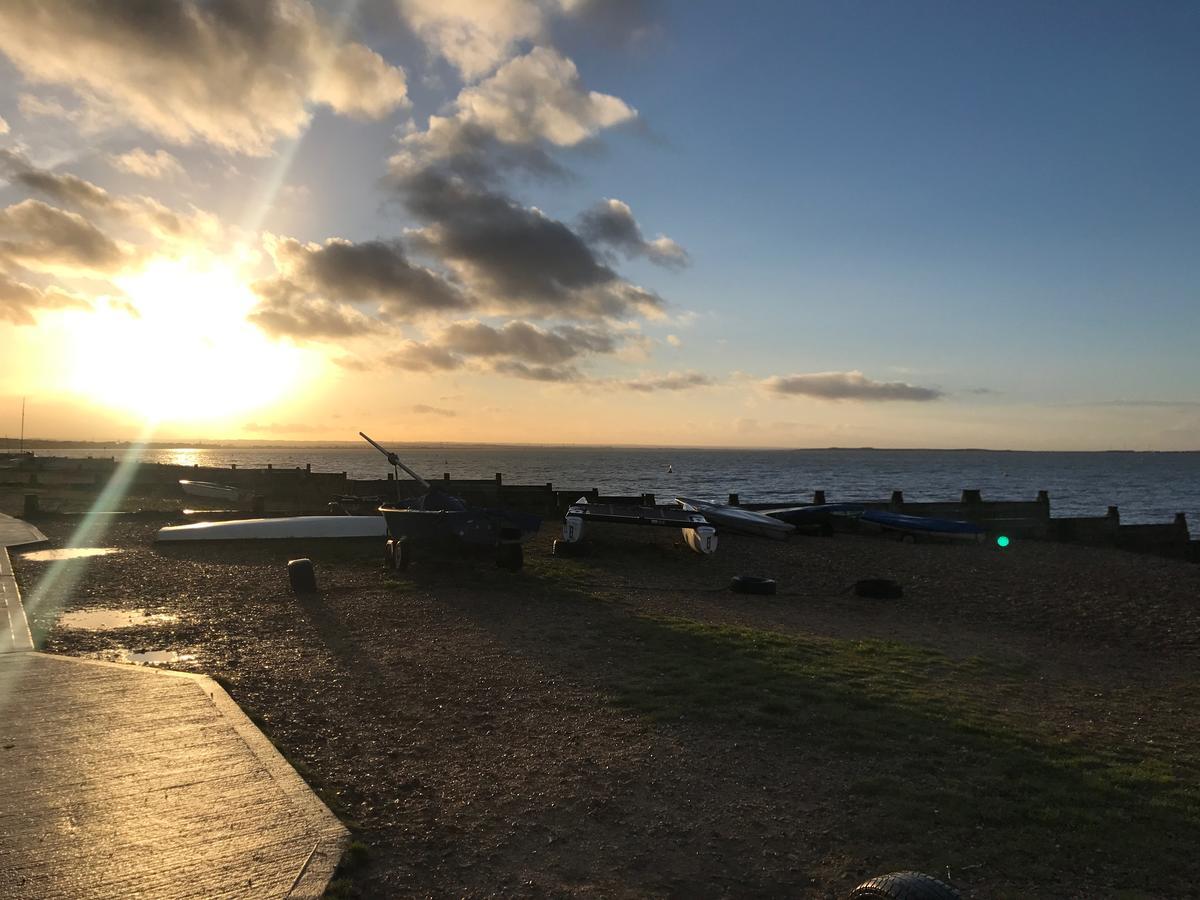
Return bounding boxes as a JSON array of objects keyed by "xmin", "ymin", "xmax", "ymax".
[{"xmin": 2, "ymin": 455, "xmax": 1195, "ymax": 561}]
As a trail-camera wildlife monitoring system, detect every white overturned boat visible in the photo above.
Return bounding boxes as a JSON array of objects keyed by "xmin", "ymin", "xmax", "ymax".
[
  {"xmin": 179, "ymin": 479, "xmax": 242, "ymax": 501},
  {"xmin": 156, "ymin": 516, "xmax": 386, "ymax": 542},
  {"xmin": 675, "ymin": 497, "xmax": 795, "ymax": 540}
]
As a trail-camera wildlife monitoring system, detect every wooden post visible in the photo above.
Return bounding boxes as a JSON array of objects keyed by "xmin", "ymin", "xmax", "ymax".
[
  {"xmin": 813, "ymin": 490, "xmax": 826, "ymax": 505},
  {"xmin": 267, "ymin": 463, "xmax": 272, "ymax": 470},
  {"xmin": 890, "ymin": 490, "xmax": 904, "ymax": 509},
  {"xmin": 1036, "ymin": 490, "xmax": 1049, "ymax": 504},
  {"xmin": 1175, "ymin": 512, "xmax": 1188, "ymax": 530},
  {"xmin": 962, "ymin": 489, "xmax": 982, "ymax": 504},
  {"xmin": 231, "ymin": 464, "xmax": 237, "ymax": 470},
  {"xmin": 306, "ymin": 463, "xmax": 311, "ymax": 474},
  {"xmin": 495, "ymin": 473, "xmax": 502, "ymax": 485},
  {"xmin": 23, "ymin": 493, "xmax": 39, "ymax": 517},
  {"xmin": 444, "ymin": 473, "xmax": 450, "ymax": 482},
  {"xmin": 728, "ymin": 493, "xmax": 739, "ymax": 506},
  {"xmin": 1108, "ymin": 506, "xmax": 1120, "ymax": 521}
]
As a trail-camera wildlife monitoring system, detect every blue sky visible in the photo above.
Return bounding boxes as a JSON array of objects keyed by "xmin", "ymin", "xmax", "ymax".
[{"xmin": 0, "ymin": 1, "xmax": 1196, "ymax": 447}]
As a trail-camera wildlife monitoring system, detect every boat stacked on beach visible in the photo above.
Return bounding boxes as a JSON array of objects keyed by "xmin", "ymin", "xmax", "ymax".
[{"xmin": 559, "ymin": 497, "xmax": 718, "ymax": 555}]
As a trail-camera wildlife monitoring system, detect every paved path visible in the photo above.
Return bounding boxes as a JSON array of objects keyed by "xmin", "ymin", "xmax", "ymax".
[
  {"xmin": 0, "ymin": 513, "xmax": 42, "ymax": 653},
  {"xmin": 0, "ymin": 515, "xmax": 348, "ymax": 898}
]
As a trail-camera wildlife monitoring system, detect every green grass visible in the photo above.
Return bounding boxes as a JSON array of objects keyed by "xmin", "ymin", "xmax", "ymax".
[{"xmin": 588, "ymin": 615, "xmax": 1200, "ymax": 891}]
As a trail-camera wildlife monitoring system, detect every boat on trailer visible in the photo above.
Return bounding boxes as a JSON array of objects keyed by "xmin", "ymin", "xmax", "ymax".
[
  {"xmin": 674, "ymin": 497, "xmax": 794, "ymax": 540},
  {"xmin": 560, "ymin": 497, "xmax": 717, "ymax": 555}
]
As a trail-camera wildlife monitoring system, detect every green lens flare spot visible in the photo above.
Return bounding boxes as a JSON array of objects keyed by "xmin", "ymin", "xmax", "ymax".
[{"xmin": 996, "ymin": 535, "xmax": 1010, "ymax": 548}]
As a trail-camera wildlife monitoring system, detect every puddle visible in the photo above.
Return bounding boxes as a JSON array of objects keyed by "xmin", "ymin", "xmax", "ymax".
[
  {"xmin": 57, "ymin": 608, "xmax": 179, "ymax": 630},
  {"xmin": 88, "ymin": 649, "xmax": 196, "ymax": 666},
  {"xmin": 20, "ymin": 547, "xmax": 122, "ymax": 562}
]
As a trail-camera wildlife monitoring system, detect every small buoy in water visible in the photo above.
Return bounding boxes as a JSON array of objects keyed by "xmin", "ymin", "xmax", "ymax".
[{"xmin": 667, "ymin": 463, "xmax": 673, "ymax": 473}]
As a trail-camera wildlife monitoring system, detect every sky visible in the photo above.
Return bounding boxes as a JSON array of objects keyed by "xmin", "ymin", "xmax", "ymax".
[{"xmin": 1, "ymin": 0, "xmax": 1197, "ymax": 450}]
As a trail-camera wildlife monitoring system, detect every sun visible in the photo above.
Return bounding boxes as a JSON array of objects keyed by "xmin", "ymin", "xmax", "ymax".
[{"xmin": 64, "ymin": 256, "xmax": 321, "ymax": 425}]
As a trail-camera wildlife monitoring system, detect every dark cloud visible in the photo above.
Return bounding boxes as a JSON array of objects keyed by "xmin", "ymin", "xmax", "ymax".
[
  {"xmin": 0, "ymin": 199, "xmax": 127, "ymax": 274},
  {"xmin": 0, "ymin": 271, "xmax": 90, "ymax": 325},
  {"xmin": 492, "ymin": 360, "xmax": 582, "ymax": 382},
  {"xmin": 440, "ymin": 320, "xmax": 616, "ymax": 365},
  {"xmin": 0, "ymin": 0, "xmax": 408, "ymax": 154},
  {"xmin": 266, "ymin": 235, "xmax": 468, "ymax": 315},
  {"xmin": 247, "ymin": 276, "xmax": 376, "ymax": 340},
  {"xmin": 620, "ymin": 371, "xmax": 715, "ymax": 392},
  {"xmin": 403, "ymin": 171, "xmax": 664, "ymax": 319},
  {"xmin": 577, "ymin": 198, "xmax": 688, "ymax": 269},
  {"xmin": 383, "ymin": 340, "xmax": 462, "ymax": 372},
  {"xmin": 764, "ymin": 371, "xmax": 943, "ymax": 402}
]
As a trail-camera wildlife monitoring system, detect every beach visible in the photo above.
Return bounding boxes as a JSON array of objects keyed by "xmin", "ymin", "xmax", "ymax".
[{"xmin": 11, "ymin": 509, "xmax": 1200, "ymax": 899}]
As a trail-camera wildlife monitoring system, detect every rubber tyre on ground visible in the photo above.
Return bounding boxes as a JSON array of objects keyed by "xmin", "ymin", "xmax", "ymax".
[
  {"xmin": 496, "ymin": 542, "xmax": 524, "ymax": 571},
  {"xmin": 730, "ymin": 575, "xmax": 777, "ymax": 595},
  {"xmin": 287, "ymin": 558, "xmax": 317, "ymax": 595},
  {"xmin": 384, "ymin": 539, "xmax": 395, "ymax": 568},
  {"xmin": 854, "ymin": 578, "xmax": 903, "ymax": 599},
  {"xmin": 849, "ymin": 871, "xmax": 961, "ymax": 900},
  {"xmin": 552, "ymin": 539, "xmax": 586, "ymax": 557}
]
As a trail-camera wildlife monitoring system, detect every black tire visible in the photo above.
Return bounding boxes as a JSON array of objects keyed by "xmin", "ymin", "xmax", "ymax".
[
  {"xmin": 730, "ymin": 575, "xmax": 777, "ymax": 595},
  {"xmin": 849, "ymin": 871, "xmax": 961, "ymax": 900},
  {"xmin": 287, "ymin": 558, "xmax": 317, "ymax": 595},
  {"xmin": 552, "ymin": 539, "xmax": 585, "ymax": 557},
  {"xmin": 384, "ymin": 539, "xmax": 395, "ymax": 569},
  {"xmin": 496, "ymin": 542, "xmax": 524, "ymax": 571},
  {"xmin": 393, "ymin": 537, "xmax": 411, "ymax": 571},
  {"xmin": 854, "ymin": 578, "xmax": 903, "ymax": 599}
]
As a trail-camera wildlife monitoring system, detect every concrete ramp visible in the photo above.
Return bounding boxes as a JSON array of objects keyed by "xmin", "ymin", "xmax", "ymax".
[{"xmin": 0, "ymin": 653, "xmax": 348, "ymax": 898}]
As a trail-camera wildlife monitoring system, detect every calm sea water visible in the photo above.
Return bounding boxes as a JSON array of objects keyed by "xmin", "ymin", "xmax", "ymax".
[{"xmin": 40, "ymin": 446, "xmax": 1200, "ymax": 528}]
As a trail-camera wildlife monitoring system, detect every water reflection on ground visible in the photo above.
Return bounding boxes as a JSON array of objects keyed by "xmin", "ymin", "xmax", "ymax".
[
  {"xmin": 58, "ymin": 608, "xmax": 178, "ymax": 630},
  {"xmin": 20, "ymin": 547, "xmax": 122, "ymax": 562}
]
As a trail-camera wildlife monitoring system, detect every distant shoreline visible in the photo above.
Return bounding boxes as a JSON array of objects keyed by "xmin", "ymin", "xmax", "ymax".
[{"xmin": 3, "ymin": 439, "xmax": 1197, "ymax": 454}]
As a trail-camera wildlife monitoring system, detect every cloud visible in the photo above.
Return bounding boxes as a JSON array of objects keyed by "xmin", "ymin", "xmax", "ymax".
[
  {"xmin": 247, "ymin": 276, "xmax": 377, "ymax": 341},
  {"xmin": 0, "ymin": 271, "xmax": 91, "ymax": 325},
  {"xmin": 256, "ymin": 235, "xmax": 470, "ymax": 330},
  {"xmin": 439, "ymin": 319, "xmax": 616, "ymax": 363},
  {"xmin": 383, "ymin": 340, "xmax": 463, "ymax": 371},
  {"xmin": 0, "ymin": 199, "xmax": 129, "ymax": 275},
  {"xmin": 0, "ymin": 0, "xmax": 409, "ymax": 155},
  {"xmin": 110, "ymin": 148, "xmax": 184, "ymax": 180},
  {"xmin": 578, "ymin": 198, "xmax": 688, "ymax": 268},
  {"xmin": 0, "ymin": 149, "xmax": 219, "ymax": 246},
  {"xmin": 412, "ymin": 403, "xmax": 457, "ymax": 417},
  {"xmin": 492, "ymin": 359, "xmax": 581, "ymax": 381},
  {"xmin": 0, "ymin": 115, "xmax": 7, "ymax": 135},
  {"xmin": 618, "ymin": 371, "xmax": 715, "ymax": 392},
  {"xmin": 763, "ymin": 371, "xmax": 943, "ymax": 402},
  {"xmin": 404, "ymin": 171, "xmax": 664, "ymax": 319}
]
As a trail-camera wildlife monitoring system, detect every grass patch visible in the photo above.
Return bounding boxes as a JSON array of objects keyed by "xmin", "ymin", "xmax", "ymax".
[{"xmin": 591, "ymin": 615, "xmax": 1200, "ymax": 892}]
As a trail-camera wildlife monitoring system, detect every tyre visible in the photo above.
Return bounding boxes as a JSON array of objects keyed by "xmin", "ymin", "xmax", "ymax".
[
  {"xmin": 496, "ymin": 542, "xmax": 524, "ymax": 571},
  {"xmin": 730, "ymin": 575, "xmax": 776, "ymax": 595},
  {"xmin": 393, "ymin": 537, "xmax": 411, "ymax": 571},
  {"xmin": 384, "ymin": 539, "xmax": 395, "ymax": 568},
  {"xmin": 849, "ymin": 871, "xmax": 961, "ymax": 900},
  {"xmin": 854, "ymin": 578, "xmax": 903, "ymax": 599},
  {"xmin": 287, "ymin": 558, "xmax": 317, "ymax": 595}
]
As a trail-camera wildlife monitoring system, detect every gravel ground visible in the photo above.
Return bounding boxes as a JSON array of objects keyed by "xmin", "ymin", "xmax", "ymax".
[{"xmin": 11, "ymin": 514, "xmax": 1200, "ymax": 899}]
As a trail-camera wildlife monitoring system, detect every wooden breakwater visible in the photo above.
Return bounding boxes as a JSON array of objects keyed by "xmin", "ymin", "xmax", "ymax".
[{"xmin": 2, "ymin": 455, "xmax": 1195, "ymax": 561}]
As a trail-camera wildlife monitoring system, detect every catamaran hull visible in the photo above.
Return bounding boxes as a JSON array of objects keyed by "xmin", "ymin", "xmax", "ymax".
[{"xmin": 156, "ymin": 516, "xmax": 386, "ymax": 542}]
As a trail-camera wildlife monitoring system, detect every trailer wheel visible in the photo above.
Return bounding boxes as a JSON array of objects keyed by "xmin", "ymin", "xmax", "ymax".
[
  {"xmin": 392, "ymin": 537, "xmax": 411, "ymax": 571},
  {"xmin": 287, "ymin": 558, "xmax": 317, "ymax": 595},
  {"xmin": 384, "ymin": 539, "xmax": 395, "ymax": 568},
  {"xmin": 849, "ymin": 871, "xmax": 961, "ymax": 900},
  {"xmin": 730, "ymin": 575, "xmax": 776, "ymax": 595}
]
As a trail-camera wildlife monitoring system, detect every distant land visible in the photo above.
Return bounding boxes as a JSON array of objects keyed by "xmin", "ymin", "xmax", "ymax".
[{"xmin": 2, "ymin": 438, "xmax": 1196, "ymax": 454}]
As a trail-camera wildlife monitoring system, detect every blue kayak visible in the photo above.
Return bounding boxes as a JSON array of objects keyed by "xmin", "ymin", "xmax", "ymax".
[
  {"xmin": 861, "ymin": 509, "xmax": 984, "ymax": 539},
  {"xmin": 763, "ymin": 503, "xmax": 866, "ymax": 526}
]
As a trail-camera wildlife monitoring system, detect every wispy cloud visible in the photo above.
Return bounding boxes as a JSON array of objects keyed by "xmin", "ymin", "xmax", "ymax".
[{"xmin": 764, "ymin": 371, "xmax": 943, "ymax": 402}]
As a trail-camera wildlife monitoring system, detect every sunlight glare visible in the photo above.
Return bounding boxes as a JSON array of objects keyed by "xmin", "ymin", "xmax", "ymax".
[{"xmin": 65, "ymin": 257, "xmax": 318, "ymax": 423}]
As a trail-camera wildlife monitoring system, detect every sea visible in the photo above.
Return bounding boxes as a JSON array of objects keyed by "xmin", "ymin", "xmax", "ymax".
[{"xmin": 37, "ymin": 446, "xmax": 1200, "ymax": 528}]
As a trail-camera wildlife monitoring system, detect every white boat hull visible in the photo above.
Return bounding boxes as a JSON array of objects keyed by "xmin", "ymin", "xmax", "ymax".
[
  {"xmin": 675, "ymin": 497, "xmax": 795, "ymax": 540},
  {"xmin": 156, "ymin": 516, "xmax": 386, "ymax": 542},
  {"xmin": 179, "ymin": 480, "xmax": 242, "ymax": 501}
]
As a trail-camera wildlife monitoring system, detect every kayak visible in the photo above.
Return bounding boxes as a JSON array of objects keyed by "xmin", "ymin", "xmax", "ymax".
[
  {"xmin": 763, "ymin": 503, "xmax": 866, "ymax": 526},
  {"xmin": 860, "ymin": 510, "xmax": 984, "ymax": 540}
]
